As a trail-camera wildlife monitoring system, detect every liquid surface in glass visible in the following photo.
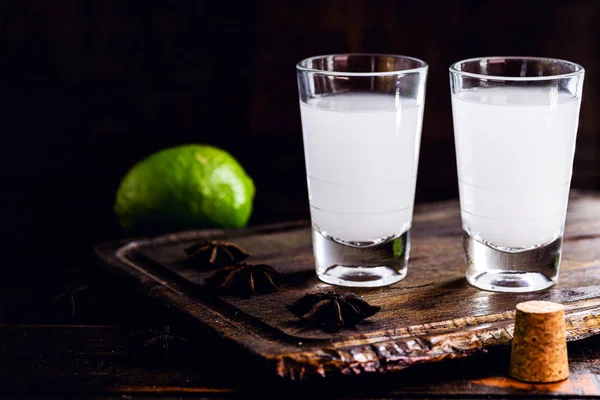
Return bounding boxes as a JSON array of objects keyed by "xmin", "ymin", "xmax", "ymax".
[
  {"xmin": 452, "ymin": 86, "xmax": 581, "ymax": 249},
  {"xmin": 300, "ymin": 92, "xmax": 423, "ymax": 243}
]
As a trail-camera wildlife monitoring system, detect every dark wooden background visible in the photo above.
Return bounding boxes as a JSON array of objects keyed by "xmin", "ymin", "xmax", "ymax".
[{"xmin": 0, "ymin": 0, "xmax": 598, "ymax": 276}]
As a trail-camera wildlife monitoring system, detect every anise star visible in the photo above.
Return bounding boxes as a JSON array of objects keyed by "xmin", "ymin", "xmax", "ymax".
[
  {"xmin": 286, "ymin": 291, "xmax": 380, "ymax": 330},
  {"xmin": 184, "ymin": 239, "xmax": 249, "ymax": 267},
  {"xmin": 205, "ymin": 263, "xmax": 279, "ymax": 296}
]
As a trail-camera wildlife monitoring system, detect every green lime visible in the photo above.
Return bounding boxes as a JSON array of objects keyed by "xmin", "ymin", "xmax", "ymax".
[{"xmin": 114, "ymin": 145, "xmax": 255, "ymax": 234}]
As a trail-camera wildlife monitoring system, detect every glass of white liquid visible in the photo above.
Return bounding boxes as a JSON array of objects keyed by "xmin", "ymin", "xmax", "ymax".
[
  {"xmin": 450, "ymin": 57, "xmax": 585, "ymax": 292},
  {"xmin": 296, "ymin": 54, "xmax": 428, "ymax": 287}
]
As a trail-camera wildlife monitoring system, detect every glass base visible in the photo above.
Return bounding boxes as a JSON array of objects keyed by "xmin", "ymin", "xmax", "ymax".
[
  {"xmin": 312, "ymin": 228, "xmax": 410, "ymax": 288},
  {"xmin": 464, "ymin": 230, "xmax": 562, "ymax": 293}
]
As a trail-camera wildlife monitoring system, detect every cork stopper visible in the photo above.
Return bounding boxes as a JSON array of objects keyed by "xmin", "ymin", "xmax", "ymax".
[{"xmin": 509, "ymin": 300, "xmax": 569, "ymax": 383}]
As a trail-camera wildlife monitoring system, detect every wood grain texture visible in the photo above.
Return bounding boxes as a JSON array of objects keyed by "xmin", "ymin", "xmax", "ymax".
[
  {"xmin": 95, "ymin": 192, "xmax": 600, "ymax": 381},
  {"xmin": 2, "ymin": 324, "xmax": 600, "ymax": 398}
]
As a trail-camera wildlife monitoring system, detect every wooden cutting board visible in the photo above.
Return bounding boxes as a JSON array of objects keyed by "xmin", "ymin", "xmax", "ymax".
[{"xmin": 95, "ymin": 192, "xmax": 600, "ymax": 380}]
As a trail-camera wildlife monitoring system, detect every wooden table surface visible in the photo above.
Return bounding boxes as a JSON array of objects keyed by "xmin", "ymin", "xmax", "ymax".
[{"xmin": 2, "ymin": 194, "xmax": 600, "ymax": 399}]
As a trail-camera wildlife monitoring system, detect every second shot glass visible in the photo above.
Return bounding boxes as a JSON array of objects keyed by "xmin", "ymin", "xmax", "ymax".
[{"xmin": 449, "ymin": 56, "xmax": 585, "ymax": 292}]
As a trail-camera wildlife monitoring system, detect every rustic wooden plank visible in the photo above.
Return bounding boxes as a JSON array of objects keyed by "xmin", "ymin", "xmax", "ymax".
[
  {"xmin": 1, "ymin": 324, "xmax": 600, "ymax": 398},
  {"xmin": 0, "ymin": 324, "xmax": 244, "ymax": 395},
  {"xmin": 95, "ymin": 193, "xmax": 600, "ymax": 380}
]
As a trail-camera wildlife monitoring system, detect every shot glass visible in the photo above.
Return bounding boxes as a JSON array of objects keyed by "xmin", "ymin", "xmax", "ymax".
[
  {"xmin": 296, "ymin": 54, "xmax": 428, "ymax": 287},
  {"xmin": 449, "ymin": 56, "xmax": 585, "ymax": 292}
]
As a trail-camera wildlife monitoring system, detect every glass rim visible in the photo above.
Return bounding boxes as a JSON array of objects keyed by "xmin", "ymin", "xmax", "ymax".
[
  {"xmin": 296, "ymin": 53, "xmax": 428, "ymax": 76},
  {"xmin": 449, "ymin": 56, "xmax": 584, "ymax": 81}
]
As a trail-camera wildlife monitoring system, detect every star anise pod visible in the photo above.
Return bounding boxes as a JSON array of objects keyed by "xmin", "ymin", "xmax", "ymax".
[
  {"xmin": 184, "ymin": 239, "xmax": 249, "ymax": 267},
  {"xmin": 286, "ymin": 291, "xmax": 380, "ymax": 331},
  {"xmin": 205, "ymin": 263, "xmax": 279, "ymax": 296}
]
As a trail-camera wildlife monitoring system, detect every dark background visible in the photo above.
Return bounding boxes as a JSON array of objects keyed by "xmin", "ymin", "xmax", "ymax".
[{"xmin": 0, "ymin": 0, "xmax": 598, "ymax": 273}]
